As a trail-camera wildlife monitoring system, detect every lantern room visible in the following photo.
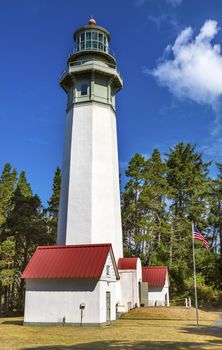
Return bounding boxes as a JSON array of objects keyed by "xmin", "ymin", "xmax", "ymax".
[{"xmin": 74, "ymin": 18, "xmax": 110, "ymax": 54}]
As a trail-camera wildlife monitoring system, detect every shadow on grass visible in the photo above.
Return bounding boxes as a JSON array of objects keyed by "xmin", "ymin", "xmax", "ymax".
[
  {"xmin": 23, "ymin": 340, "xmax": 222, "ymax": 350},
  {"xmin": 120, "ymin": 317, "xmax": 215, "ymax": 321},
  {"xmin": 181, "ymin": 325, "xmax": 222, "ymax": 338},
  {"xmin": 2, "ymin": 320, "xmax": 23, "ymax": 326}
]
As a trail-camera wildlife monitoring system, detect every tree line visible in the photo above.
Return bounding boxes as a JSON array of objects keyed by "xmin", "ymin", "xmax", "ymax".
[
  {"xmin": 122, "ymin": 142, "xmax": 222, "ymax": 305},
  {"xmin": 0, "ymin": 165, "xmax": 61, "ymax": 314},
  {"xmin": 0, "ymin": 141, "xmax": 222, "ymax": 314}
]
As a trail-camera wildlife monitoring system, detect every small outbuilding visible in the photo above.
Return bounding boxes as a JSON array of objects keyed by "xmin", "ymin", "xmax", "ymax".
[
  {"xmin": 22, "ymin": 244, "xmax": 119, "ymax": 326},
  {"xmin": 142, "ymin": 266, "xmax": 170, "ymax": 307},
  {"xmin": 117, "ymin": 257, "xmax": 142, "ymax": 312}
]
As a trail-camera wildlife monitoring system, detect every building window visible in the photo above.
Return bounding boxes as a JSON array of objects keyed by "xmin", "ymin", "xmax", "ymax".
[
  {"xmin": 81, "ymin": 84, "xmax": 88, "ymax": 96},
  {"xmin": 106, "ymin": 265, "xmax": 110, "ymax": 276}
]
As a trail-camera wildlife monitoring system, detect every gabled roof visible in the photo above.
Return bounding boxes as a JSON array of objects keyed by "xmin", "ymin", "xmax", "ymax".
[
  {"xmin": 21, "ymin": 244, "xmax": 119, "ymax": 280},
  {"xmin": 118, "ymin": 257, "xmax": 138, "ymax": 270},
  {"xmin": 142, "ymin": 266, "xmax": 168, "ymax": 287}
]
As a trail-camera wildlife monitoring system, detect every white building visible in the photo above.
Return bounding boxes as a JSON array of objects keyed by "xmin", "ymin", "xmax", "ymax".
[
  {"xmin": 22, "ymin": 18, "xmax": 170, "ymax": 325},
  {"xmin": 142, "ymin": 266, "xmax": 170, "ymax": 307},
  {"xmin": 22, "ymin": 18, "xmax": 139, "ymax": 326},
  {"xmin": 117, "ymin": 258, "xmax": 142, "ymax": 312},
  {"xmin": 22, "ymin": 244, "xmax": 119, "ymax": 325}
]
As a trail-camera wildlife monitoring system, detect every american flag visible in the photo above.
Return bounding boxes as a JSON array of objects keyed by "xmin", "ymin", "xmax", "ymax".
[{"xmin": 193, "ymin": 226, "xmax": 210, "ymax": 249}]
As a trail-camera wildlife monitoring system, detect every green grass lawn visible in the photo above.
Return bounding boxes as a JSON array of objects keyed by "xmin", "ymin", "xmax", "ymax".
[{"xmin": 0, "ymin": 307, "xmax": 222, "ymax": 350}]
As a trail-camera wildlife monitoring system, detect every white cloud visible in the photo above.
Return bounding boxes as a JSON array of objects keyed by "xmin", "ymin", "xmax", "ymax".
[
  {"xmin": 134, "ymin": 0, "xmax": 147, "ymax": 7},
  {"xmin": 149, "ymin": 20, "xmax": 222, "ymax": 138},
  {"xmin": 147, "ymin": 14, "xmax": 168, "ymax": 28},
  {"xmin": 166, "ymin": 0, "xmax": 183, "ymax": 7},
  {"xmin": 135, "ymin": 0, "xmax": 183, "ymax": 7},
  {"xmin": 200, "ymin": 137, "xmax": 222, "ymax": 159},
  {"xmin": 147, "ymin": 13, "xmax": 180, "ymax": 31},
  {"xmin": 151, "ymin": 20, "xmax": 222, "ymax": 107}
]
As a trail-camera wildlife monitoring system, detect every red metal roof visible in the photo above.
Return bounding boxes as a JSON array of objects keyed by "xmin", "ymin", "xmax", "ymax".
[
  {"xmin": 118, "ymin": 257, "xmax": 138, "ymax": 270},
  {"xmin": 21, "ymin": 244, "xmax": 118, "ymax": 279},
  {"xmin": 142, "ymin": 266, "xmax": 168, "ymax": 287}
]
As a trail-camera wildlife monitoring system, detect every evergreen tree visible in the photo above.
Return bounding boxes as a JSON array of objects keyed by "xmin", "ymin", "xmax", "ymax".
[
  {"xmin": 0, "ymin": 163, "xmax": 17, "ymax": 227},
  {"xmin": 122, "ymin": 153, "xmax": 145, "ymax": 256},
  {"xmin": 17, "ymin": 171, "xmax": 32, "ymax": 198},
  {"xmin": 4, "ymin": 174, "xmax": 49, "ymax": 310},
  {"xmin": 0, "ymin": 237, "xmax": 15, "ymax": 313},
  {"xmin": 207, "ymin": 163, "xmax": 222, "ymax": 287},
  {"xmin": 166, "ymin": 143, "xmax": 210, "ymax": 222},
  {"xmin": 209, "ymin": 163, "xmax": 222, "ymax": 254},
  {"xmin": 0, "ymin": 164, "xmax": 17, "ymax": 314},
  {"xmin": 47, "ymin": 167, "xmax": 61, "ymax": 217},
  {"xmin": 166, "ymin": 143, "xmax": 211, "ymax": 294},
  {"xmin": 122, "ymin": 150, "xmax": 169, "ymax": 264},
  {"xmin": 46, "ymin": 167, "xmax": 61, "ymax": 244},
  {"xmin": 140, "ymin": 149, "xmax": 169, "ymax": 265},
  {"xmin": 122, "ymin": 143, "xmax": 218, "ymax": 301}
]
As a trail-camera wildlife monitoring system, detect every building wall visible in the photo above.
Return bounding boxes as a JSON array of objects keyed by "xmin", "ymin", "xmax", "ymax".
[
  {"xmin": 118, "ymin": 259, "xmax": 142, "ymax": 312},
  {"xmin": 24, "ymin": 279, "xmax": 100, "ymax": 325},
  {"xmin": 57, "ymin": 102, "xmax": 123, "ymax": 261},
  {"xmin": 24, "ymin": 278, "xmax": 119, "ymax": 325},
  {"xmin": 118, "ymin": 271, "xmax": 135, "ymax": 311},
  {"xmin": 100, "ymin": 251, "xmax": 117, "ymax": 281},
  {"xmin": 148, "ymin": 274, "xmax": 170, "ymax": 307},
  {"xmin": 99, "ymin": 280, "xmax": 118, "ymax": 322},
  {"xmin": 99, "ymin": 251, "xmax": 119, "ymax": 322}
]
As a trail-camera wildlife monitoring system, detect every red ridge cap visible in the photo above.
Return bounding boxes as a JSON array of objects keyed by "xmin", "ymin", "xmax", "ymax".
[{"xmin": 36, "ymin": 243, "xmax": 112, "ymax": 250}]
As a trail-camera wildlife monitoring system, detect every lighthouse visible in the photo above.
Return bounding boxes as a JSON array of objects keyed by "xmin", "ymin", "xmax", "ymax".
[
  {"xmin": 22, "ymin": 20, "xmax": 143, "ymax": 326},
  {"xmin": 57, "ymin": 18, "xmax": 123, "ymax": 261}
]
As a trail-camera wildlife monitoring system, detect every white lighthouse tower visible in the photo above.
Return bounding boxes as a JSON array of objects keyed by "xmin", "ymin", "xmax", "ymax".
[
  {"xmin": 57, "ymin": 18, "xmax": 123, "ymax": 260},
  {"xmin": 22, "ymin": 20, "xmax": 144, "ymax": 326}
]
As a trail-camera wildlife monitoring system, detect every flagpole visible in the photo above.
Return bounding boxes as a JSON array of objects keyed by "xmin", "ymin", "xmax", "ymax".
[{"xmin": 192, "ymin": 222, "xmax": 199, "ymax": 328}]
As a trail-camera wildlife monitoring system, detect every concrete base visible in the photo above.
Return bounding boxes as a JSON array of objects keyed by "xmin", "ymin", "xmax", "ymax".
[{"xmin": 23, "ymin": 321, "xmax": 114, "ymax": 327}]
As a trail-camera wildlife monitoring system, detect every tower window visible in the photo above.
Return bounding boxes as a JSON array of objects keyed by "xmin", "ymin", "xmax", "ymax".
[
  {"xmin": 81, "ymin": 84, "xmax": 88, "ymax": 96},
  {"xmin": 76, "ymin": 31, "xmax": 108, "ymax": 53},
  {"xmin": 86, "ymin": 32, "xmax": 91, "ymax": 40}
]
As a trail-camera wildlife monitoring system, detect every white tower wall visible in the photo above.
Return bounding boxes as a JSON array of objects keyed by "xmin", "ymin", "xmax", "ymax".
[{"xmin": 57, "ymin": 101, "xmax": 123, "ymax": 260}]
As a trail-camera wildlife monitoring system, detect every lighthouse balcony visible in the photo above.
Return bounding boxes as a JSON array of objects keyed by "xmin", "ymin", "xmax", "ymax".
[
  {"xmin": 60, "ymin": 59, "xmax": 123, "ymax": 89},
  {"xmin": 73, "ymin": 45, "xmax": 115, "ymax": 58}
]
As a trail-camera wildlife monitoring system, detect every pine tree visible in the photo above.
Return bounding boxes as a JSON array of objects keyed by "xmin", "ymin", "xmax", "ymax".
[
  {"xmin": 17, "ymin": 171, "xmax": 32, "ymax": 198},
  {"xmin": 140, "ymin": 149, "xmax": 169, "ymax": 265},
  {"xmin": 46, "ymin": 167, "xmax": 61, "ymax": 244},
  {"xmin": 0, "ymin": 164, "xmax": 17, "ymax": 314},
  {"xmin": 0, "ymin": 237, "xmax": 15, "ymax": 313},
  {"xmin": 0, "ymin": 163, "xmax": 17, "ymax": 227},
  {"xmin": 166, "ymin": 143, "xmax": 210, "ymax": 294},
  {"xmin": 166, "ymin": 142, "xmax": 210, "ymax": 222},
  {"xmin": 4, "ymin": 178, "xmax": 49, "ymax": 310},
  {"xmin": 122, "ymin": 153, "xmax": 145, "ymax": 256},
  {"xmin": 122, "ymin": 150, "xmax": 169, "ymax": 264},
  {"xmin": 209, "ymin": 163, "xmax": 222, "ymax": 253},
  {"xmin": 47, "ymin": 167, "xmax": 61, "ymax": 217}
]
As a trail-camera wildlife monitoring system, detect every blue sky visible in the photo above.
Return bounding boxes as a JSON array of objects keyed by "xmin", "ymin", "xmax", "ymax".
[{"xmin": 1, "ymin": 0, "xmax": 222, "ymax": 205}]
